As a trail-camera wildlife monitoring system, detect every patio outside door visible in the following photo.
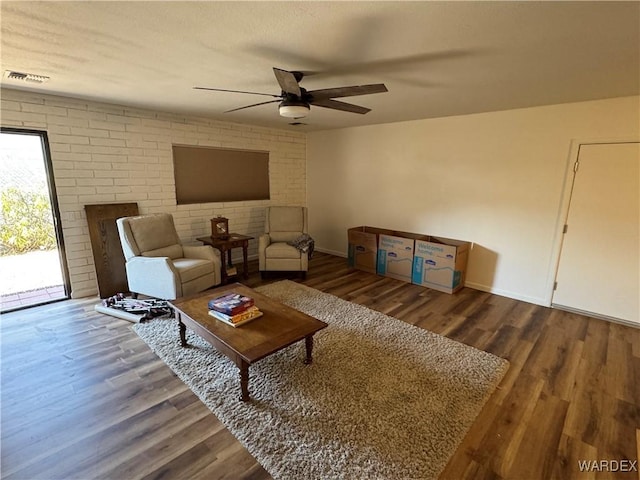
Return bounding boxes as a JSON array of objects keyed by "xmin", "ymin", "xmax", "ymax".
[{"xmin": 0, "ymin": 128, "xmax": 70, "ymax": 312}]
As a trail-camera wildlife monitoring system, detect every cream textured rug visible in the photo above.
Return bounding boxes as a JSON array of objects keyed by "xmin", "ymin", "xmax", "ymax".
[{"xmin": 133, "ymin": 280, "xmax": 508, "ymax": 480}]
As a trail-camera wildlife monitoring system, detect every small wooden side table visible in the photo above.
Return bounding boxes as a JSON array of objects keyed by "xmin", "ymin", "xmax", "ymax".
[{"xmin": 196, "ymin": 234, "xmax": 254, "ymax": 284}]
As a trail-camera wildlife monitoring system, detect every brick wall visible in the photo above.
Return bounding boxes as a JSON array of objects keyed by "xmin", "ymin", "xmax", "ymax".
[{"xmin": 1, "ymin": 88, "xmax": 307, "ymax": 298}]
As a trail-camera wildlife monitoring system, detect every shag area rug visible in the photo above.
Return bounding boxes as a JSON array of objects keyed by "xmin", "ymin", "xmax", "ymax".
[{"xmin": 133, "ymin": 280, "xmax": 508, "ymax": 480}]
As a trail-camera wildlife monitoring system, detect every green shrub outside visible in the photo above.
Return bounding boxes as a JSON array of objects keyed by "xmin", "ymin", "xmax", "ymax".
[{"xmin": 0, "ymin": 187, "xmax": 56, "ymax": 255}]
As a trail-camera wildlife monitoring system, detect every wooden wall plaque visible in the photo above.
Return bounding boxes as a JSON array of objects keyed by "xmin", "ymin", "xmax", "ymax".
[{"xmin": 85, "ymin": 203, "xmax": 139, "ymax": 298}]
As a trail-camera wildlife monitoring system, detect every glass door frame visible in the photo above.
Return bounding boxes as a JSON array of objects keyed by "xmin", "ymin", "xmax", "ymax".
[{"xmin": 1, "ymin": 127, "xmax": 71, "ymax": 310}]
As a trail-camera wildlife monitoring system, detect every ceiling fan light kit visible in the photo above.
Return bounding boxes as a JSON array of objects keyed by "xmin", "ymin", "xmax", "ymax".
[
  {"xmin": 279, "ymin": 103, "xmax": 310, "ymax": 118},
  {"xmin": 195, "ymin": 67, "xmax": 388, "ymax": 122}
]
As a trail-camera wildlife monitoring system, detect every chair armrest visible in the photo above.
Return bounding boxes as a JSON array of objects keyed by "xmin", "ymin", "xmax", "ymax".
[
  {"xmin": 125, "ymin": 256, "xmax": 181, "ymax": 299},
  {"xmin": 258, "ymin": 234, "xmax": 271, "ymax": 271},
  {"xmin": 183, "ymin": 245, "xmax": 221, "ymax": 262},
  {"xmin": 127, "ymin": 256, "xmax": 178, "ymax": 277},
  {"xmin": 258, "ymin": 234, "xmax": 271, "ymax": 250}
]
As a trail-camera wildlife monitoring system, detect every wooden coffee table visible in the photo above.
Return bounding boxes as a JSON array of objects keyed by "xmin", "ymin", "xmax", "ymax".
[{"xmin": 170, "ymin": 283, "xmax": 328, "ymax": 401}]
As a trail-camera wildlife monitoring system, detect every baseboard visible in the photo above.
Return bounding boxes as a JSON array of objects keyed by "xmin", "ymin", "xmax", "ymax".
[
  {"xmin": 315, "ymin": 247, "xmax": 347, "ymax": 258},
  {"xmin": 464, "ymin": 281, "xmax": 548, "ymax": 307},
  {"xmin": 310, "ymin": 253, "xmax": 549, "ymax": 307},
  {"xmin": 551, "ymin": 303, "xmax": 640, "ymax": 329}
]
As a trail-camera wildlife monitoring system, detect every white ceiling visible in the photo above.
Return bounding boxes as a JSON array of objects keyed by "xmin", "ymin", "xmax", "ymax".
[{"xmin": 1, "ymin": 1, "xmax": 639, "ymax": 131}]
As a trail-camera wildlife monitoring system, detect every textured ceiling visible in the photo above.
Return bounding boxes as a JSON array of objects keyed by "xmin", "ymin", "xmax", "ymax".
[{"xmin": 1, "ymin": 1, "xmax": 639, "ymax": 131}]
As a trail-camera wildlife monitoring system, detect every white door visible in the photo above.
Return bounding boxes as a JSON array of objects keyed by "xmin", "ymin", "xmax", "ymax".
[{"xmin": 553, "ymin": 142, "xmax": 639, "ymax": 325}]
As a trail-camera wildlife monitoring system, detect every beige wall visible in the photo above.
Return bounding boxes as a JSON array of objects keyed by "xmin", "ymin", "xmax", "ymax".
[
  {"xmin": 4, "ymin": 88, "xmax": 638, "ymax": 305},
  {"xmin": 1, "ymin": 88, "xmax": 306, "ymax": 298},
  {"xmin": 307, "ymin": 96, "xmax": 640, "ymax": 306}
]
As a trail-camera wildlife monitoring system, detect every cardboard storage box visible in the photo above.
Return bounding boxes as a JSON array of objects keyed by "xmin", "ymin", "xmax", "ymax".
[
  {"xmin": 377, "ymin": 231, "xmax": 427, "ymax": 283},
  {"xmin": 412, "ymin": 236, "xmax": 470, "ymax": 293},
  {"xmin": 347, "ymin": 226, "xmax": 393, "ymax": 274}
]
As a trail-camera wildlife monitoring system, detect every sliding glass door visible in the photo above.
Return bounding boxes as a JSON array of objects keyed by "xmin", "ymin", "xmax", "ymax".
[{"xmin": 0, "ymin": 128, "xmax": 70, "ymax": 312}]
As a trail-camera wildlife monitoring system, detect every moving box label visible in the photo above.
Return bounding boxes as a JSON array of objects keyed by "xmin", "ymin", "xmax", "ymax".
[
  {"xmin": 412, "ymin": 237, "xmax": 470, "ymax": 294},
  {"xmin": 377, "ymin": 234, "xmax": 415, "ymax": 282}
]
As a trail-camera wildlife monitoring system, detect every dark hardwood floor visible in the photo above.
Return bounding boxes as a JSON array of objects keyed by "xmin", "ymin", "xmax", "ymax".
[{"xmin": 1, "ymin": 252, "xmax": 638, "ymax": 479}]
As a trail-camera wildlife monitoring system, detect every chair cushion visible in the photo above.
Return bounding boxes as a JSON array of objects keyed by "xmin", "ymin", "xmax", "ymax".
[
  {"xmin": 270, "ymin": 231, "xmax": 303, "ymax": 243},
  {"xmin": 265, "ymin": 242, "xmax": 303, "ymax": 259},
  {"xmin": 128, "ymin": 213, "xmax": 181, "ymax": 253},
  {"xmin": 173, "ymin": 258, "xmax": 215, "ymax": 283},
  {"xmin": 268, "ymin": 206, "xmax": 304, "ymax": 231},
  {"xmin": 268, "ymin": 206, "xmax": 305, "ymax": 243},
  {"xmin": 142, "ymin": 244, "xmax": 183, "ymax": 260}
]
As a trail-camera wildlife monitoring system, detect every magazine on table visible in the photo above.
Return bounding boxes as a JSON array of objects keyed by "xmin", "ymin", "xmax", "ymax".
[
  {"xmin": 208, "ymin": 292, "xmax": 254, "ymax": 315},
  {"xmin": 208, "ymin": 306, "xmax": 263, "ymax": 327}
]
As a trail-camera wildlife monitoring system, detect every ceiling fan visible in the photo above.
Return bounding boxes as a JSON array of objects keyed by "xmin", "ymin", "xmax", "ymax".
[{"xmin": 194, "ymin": 67, "xmax": 388, "ymax": 119}]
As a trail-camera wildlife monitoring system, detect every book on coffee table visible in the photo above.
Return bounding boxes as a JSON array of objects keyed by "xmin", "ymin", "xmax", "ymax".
[
  {"xmin": 208, "ymin": 305, "xmax": 263, "ymax": 327},
  {"xmin": 208, "ymin": 292, "xmax": 254, "ymax": 315}
]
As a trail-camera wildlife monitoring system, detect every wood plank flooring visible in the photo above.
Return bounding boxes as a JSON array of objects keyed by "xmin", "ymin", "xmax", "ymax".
[{"xmin": 1, "ymin": 252, "xmax": 638, "ymax": 479}]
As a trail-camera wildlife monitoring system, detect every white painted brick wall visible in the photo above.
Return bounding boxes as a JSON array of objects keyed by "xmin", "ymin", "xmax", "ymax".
[{"xmin": 1, "ymin": 88, "xmax": 307, "ymax": 298}]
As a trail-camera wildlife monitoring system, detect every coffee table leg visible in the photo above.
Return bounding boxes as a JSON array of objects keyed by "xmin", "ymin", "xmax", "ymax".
[
  {"xmin": 239, "ymin": 361, "xmax": 250, "ymax": 401},
  {"xmin": 178, "ymin": 316, "xmax": 188, "ymax": 347},
  {"xmin": 304, "ymin": 335, "xmax": 314, "ymax": 364}
]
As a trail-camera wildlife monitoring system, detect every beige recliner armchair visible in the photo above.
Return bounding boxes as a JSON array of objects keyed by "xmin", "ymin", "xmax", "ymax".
[
  {"xmin": 116, "ymin": 213, "xmax": 222, "ymax": 300},
  {"xmin": 259, "ymin": 206, "xmax": 309, "ymax": 278}
]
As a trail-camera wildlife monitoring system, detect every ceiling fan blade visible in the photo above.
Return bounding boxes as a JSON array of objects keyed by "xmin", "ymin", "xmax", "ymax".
[
  {"xmin": 194, "ymin": 86, "xmax": 280, "ymax": 98},
  {"xmin": 225, "ymin": 99, "xmax": 281, "ymax": 113},
  {"xmin": 311, "ymin": 98, "xmax": 371, "ymax": 115},
  {"xmin": 273, "ymin": 68, "xmax": 302, "ymax": 97},
  {"xmin": 308, "ymin": 84, "xmax": 388, "ymax": 100}
]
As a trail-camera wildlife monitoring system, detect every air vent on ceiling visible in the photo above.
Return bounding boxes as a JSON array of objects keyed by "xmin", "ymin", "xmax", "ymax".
[
  {"xmin": 289, "ymin": 122, "xmax": 307, "ymax": 126},
  {"xmin": 4, "ymin": 70, "xmax": 50, "ymax": 84}
]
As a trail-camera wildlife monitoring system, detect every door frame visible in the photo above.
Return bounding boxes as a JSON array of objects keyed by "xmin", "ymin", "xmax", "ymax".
[
  {"xmin": 547, "ymin": 136, "xmax": 639, "ymax": 315},
  {"xmin": 1, "ymin": 127, "xmax": 71, "ymax": 307}
]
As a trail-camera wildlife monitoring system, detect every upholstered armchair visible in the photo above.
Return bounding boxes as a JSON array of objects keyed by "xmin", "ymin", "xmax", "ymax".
[
  {"xmin": 116, "ymin": 213, "xmax": 222, "ymax": 300},
  {"xmin": 259, "ymin": 206, "xmax": 309, "ymax": 278}
]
